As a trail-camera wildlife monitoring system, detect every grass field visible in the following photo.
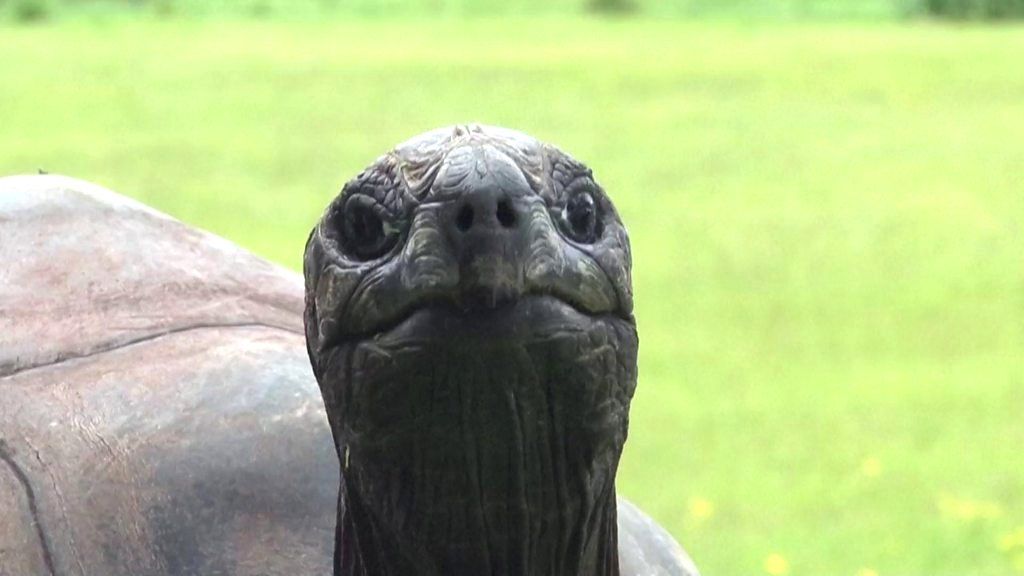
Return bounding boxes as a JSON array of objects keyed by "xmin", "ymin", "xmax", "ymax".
[
  {"xmin": 2, "ymin": 17, "xmax": 1023, "ymax": 575},
  {"xmin": 0, "ymin": 0, "xmax": 907, "ymax": 21}
]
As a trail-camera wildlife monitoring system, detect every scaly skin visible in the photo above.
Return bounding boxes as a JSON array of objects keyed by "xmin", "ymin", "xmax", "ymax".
[{"xmin": 304, "ymin": 125, "xmax": 638, "ymax": 576}]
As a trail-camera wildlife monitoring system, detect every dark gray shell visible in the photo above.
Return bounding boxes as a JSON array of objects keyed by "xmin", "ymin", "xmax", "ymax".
[{"xmin": 0, "ymin": 175, "xmax": 698, "ymax": 576}]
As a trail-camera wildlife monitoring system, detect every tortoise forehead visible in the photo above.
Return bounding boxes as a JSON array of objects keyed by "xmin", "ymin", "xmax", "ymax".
[
  {"xmin": 391, "ymin": 124, "xmax": 548, "ymax": 200},
  {"xmin": 394, "ymin": 124, "xmax": 541, "ymax": 158}
]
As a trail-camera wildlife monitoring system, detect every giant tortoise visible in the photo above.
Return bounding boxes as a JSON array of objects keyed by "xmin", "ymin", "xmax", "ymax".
[{"xmin": 0, "ymin": 125, "xmax": 698, "ymax": 576}]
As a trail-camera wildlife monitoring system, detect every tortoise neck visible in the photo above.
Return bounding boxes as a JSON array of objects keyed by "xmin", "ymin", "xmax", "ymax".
[
  {"xmin": 334, "ymin": 478, "xmax": 621, "ymax": 576},
  {"xmin": 316, "ymin": 317, "xmax": 638, "ymax": 576}
]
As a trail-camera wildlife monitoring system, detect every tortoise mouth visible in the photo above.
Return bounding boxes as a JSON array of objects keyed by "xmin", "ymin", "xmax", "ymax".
[{"xmin": 367, "ymin": 294, "xmax": 622, "ymax": 346}]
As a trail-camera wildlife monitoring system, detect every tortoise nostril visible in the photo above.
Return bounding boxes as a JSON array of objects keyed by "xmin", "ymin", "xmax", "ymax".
[
  {"xmin": 456, "ymin": 204, "xmax": 474, "ymax": 232},
  {"xmin": 496, "ymin": 199, "xmax": 516, "ymax": 229}
]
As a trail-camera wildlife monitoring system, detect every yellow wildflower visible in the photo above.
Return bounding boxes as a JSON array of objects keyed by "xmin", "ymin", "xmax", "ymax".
[
  {"xmin": 936, "ymin": 493, "xmax": 1002, "ymax": 521},
  {"xmin": 688, "ymin": 497, "xmax": 715, "ymax": 524},
  {"xmin": 999, "ymin": 527, "xmax": 1024, "ymax": 553},
  {"xmin": 855, "ymin": 569, "xmax": 878, "ymax": 576},
  {"xmin": 860, "ymin": 457, "xmax": 882, "ymax": 478},
  {"xmin": 764, "ymin": 553, "xmax": 790, "ymax": 576}
]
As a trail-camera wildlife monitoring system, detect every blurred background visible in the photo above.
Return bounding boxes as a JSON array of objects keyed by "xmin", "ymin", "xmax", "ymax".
[{"xmin": 2, "ymin": 1, "xmax": 1022, "ymax": 574}]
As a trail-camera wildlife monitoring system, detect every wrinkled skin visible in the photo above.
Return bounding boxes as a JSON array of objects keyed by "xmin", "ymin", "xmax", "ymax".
[{"xmin": 304, "ymin": 125, "xmax": 639, "ymax": 576}]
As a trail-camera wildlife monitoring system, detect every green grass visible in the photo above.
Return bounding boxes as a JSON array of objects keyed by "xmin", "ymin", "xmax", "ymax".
[
  {"xmin": 2, "ymin": 17, "xmax": 1023, "ymax": 576},
  {"xmin": 0, "ymin": 0, "xmax": 908, "ymax": 22}
]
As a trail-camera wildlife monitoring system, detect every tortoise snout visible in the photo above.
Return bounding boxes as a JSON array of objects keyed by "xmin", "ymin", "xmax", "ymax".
[
  {"xmin": 451, "ymin": 189, "xmax": 521, "ymax": 236},
  {"xmin": 436, "ymin": 143, "xmax": 531, "ymax": 244},
  {"xmin": 442, "ymin": 190, "xmax": 529, "ymax": 309},
  {"xmin": 435, "ymin": 153, "xmax": 534, "ymax": 308}
]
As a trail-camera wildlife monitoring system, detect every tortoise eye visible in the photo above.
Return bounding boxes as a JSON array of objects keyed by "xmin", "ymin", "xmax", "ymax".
[
  {"xmin": 333, "ymin": 196, "xmax": 399, "ymax": 261},
  {"xmin": 562, "ymin": 191, "xmax": 601, "ymax": 244}
]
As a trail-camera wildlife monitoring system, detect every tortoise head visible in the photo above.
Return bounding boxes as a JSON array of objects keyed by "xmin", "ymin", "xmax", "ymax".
[{"xmin": 303, "ymin": 125, "xmax": 637, "ymax": 576}]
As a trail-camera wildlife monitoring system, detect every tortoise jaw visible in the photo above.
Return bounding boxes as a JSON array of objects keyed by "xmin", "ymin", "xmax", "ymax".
[
  {"xmin": 327, "ymin": 292, "xmax": 629, "ymax": 356},
  {"xmin": 375, "ymin": 294, "xmax": 618, "ymax": 345}
]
